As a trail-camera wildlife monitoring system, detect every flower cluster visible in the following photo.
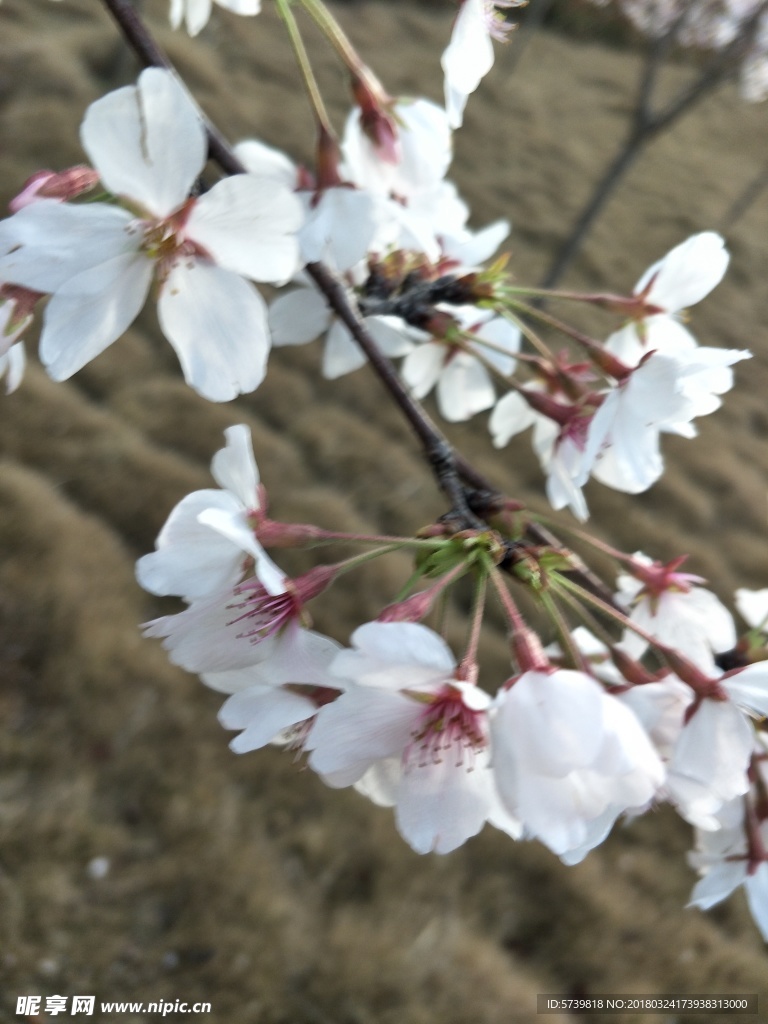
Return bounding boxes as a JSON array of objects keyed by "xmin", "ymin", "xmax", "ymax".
[
  {"xmin": 138, "ymin": 426, "xmax": 768, "ymax": 939},
  {"xmin": 4, "ymin": 0, "xmax": 764, "ymax": 950},
  {"xmin": 588, "ymin": 0, "xmax": 768, "ymax": 100}
]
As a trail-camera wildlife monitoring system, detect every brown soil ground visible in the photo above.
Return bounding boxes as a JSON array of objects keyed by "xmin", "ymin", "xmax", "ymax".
[{"xmin": 0, "ymin": 1, "xmax": 767, "ymax": 1022}]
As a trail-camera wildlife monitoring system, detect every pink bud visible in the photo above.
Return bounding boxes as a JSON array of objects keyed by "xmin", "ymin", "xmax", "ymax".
[{"xmin": 9, "ymin": 166, "xmax": 99, "ymax": 213}]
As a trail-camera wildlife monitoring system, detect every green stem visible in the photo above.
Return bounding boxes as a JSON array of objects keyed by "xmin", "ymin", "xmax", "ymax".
[{"xmin": 275, "ymin": 0, "xmax": 336, "ymax": 138}]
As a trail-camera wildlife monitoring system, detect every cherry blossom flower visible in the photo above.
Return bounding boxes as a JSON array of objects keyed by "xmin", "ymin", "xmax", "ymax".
[
  {"xmin": 0, "ymin": 68, "xmax": 302, "ymax": 402},
  {"xmin": 306, "ymin": 622, "xmax": 521, "ymax": 854},
  {"xmin": 491, "ymin": 668, "xmax": 664, "ymax": 859},
  {"xmin": 615, "ymin": 554, "xmax": 737, "ymax": 673},
  {"xmin": 402, "ymin": 309, "xmax": 521, "ymax": 423},
  {"xmin": 169, "ymin": 0, "xmax": 261, "ymax": 37},
  {"xmin": 583, "ymin": 347, "xmax": 749, "ymax": 495},
  {"xmin": 605, "ymin": 232, "xmax": 730, "ymax": 362},
  {"xmin": 142, "ymin": 558, "xmax": 336, "ymax": 675},
  {"xmin": 136, "ymin": 424, "xmax": 277, "ymax": 602},
  {"xmin": 441, "ymin": 0, "xmax": 520, "ymax": 128}
]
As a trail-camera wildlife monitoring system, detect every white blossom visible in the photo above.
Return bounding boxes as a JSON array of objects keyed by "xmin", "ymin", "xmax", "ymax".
[
  {"xmin": 492, "ymin": 668, "xmax": 664, "ymax": 859},
  {"xmin": 136, "ymin": 424, "xmax": 280, "ymax": 602},
  {"xmin": 169, "ymin": 0, "xmax": 261, "ymax": 37},
  {"xmin": 306, "ymin": 622, "xmax": 521, "ymax": 854},
  {"xmin": 0, "ymin": 69, "xmax": 302, "ymax": 401}
]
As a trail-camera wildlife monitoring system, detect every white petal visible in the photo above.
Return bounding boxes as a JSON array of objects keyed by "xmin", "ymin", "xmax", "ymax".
[
  {"xmin": 636, "ymin": 232, "xmax": 729, "ymax": 312},
  {"xmin": 0, "ymin": 201, "xmax": 139, "ymax": 293},
  {"xmin": 177, "ymin": 0, "xmax": 212, "ymax": 35},
  {"xmin": 322, "ymin": 319, "xmax": 366, "ymax": 379},
  {"xmin": 489, "ymin": 391, "xmax": 537, "ymax": 447},
  {"xmin": 402, "ymin": 343, "xmax": 445, "ymax": 400},
  {"xmin": 688, "ymin": 862, "xmax": 747, "ymax": 910},
  {"xmin": 219, "ymin": 685, "xmax": 314, "ymax": 752},
  {"xmin": 197, "ymin": 508, "xmax": 285, "ymax": 596},
  {"xmin": 211, "ymin": 424, "xmax": 260, "ymax": 508},
  {"xmin": 299, "ymin": 188, "xmax": 379, "ymax": 272},
  {"xmin": 40, "ymin": 251, "xmax": 153, "ymax": 380},
  {"xmin": 437, "ymin": 351, "xmax": 495, "ymax": 422},
  {"xmin": 203, "ymin": 627, "xmax": 341, "ymax": 693},
  {"xmin": 441, "ymin": 0, "xmax": 494, "ymax": 128},
  {"xmin": 396, "ymin": 754, "xmax": 494, "ymax": 853},
  {"xmin": 735, "ymin": 588, "xmax": 768, "ymax": 629},
  {"xmin": 234, "ymin": 139, "xmax": 297, "ymax": 188},
  {"xmin": 441, "ymin": 218, "xmax": 510, "ymax": 267},
  {"xmin": 724, "ymin": 663, "xmax": 768, "ymax": 717},
  {"xmin": 81, "ymin": 68, "xmax": 206, "ymax": 217},
  {"xmin": 307, "ymin": 688, "xmax": 418, "ymax": 778},
  {"xmin": 157, "ymin": 259, "xmax": 270, "ymax": 401},
  {"xmin": 187, "ymin": 175, "xmax": 302, "ymax": 284},
  {"xmin": 364, "ymin": 315, "xmax": 415, "ymax": 358},
  {"xmin": 269, "ymin": 286, "xmax": 332, "ymax": 347},
  {"xmin": 0, "ymin": 342, "xmax": 25, "ymax": 394},
  {"xmin": 136, "ymin": 489, "xmax": 249, "ymax": 599},
  {"xmin": 745, "ymin": 866, "xmax": 768, "ymax": 941},
  {"xmin": 333, "ymin": 621, "xmax": 457, "ymax": 687}
]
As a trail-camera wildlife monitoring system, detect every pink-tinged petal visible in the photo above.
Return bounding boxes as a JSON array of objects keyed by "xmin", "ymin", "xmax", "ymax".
[
  {"xmin": 187, "ymin": 175, "xmax": 302, "ymax": 285},
  {"xmin": 234, "ymin": 139, "xmax": 297, "ymax": 187},
  {"xmin": 441, "ymin": 0, "xmax": 495, "ymax": 128},
  {"xmin": 219, "ymin": 685, "xmax": 314, "ymax": 753},
  {"xmin": 688, "ymin": 861, "xmax": 748, "ymax": 909},
  {"xmin": 157, "ymin": 259, "xmax": 270, "ymax": 402},
  {"xmin": 636, "ymin": 232, "xmax": 729, "ymax": 312},
  {"xmin": 306, "ymin": 687, "xmax": 417, "ymax": 778},
  {"xmin": 269, "ymin": 286, "xmax": 332, "ymax": 347},
  {"xmin": 136, "ymin": 489, "xmax": 249, "ymax": 599},
  {"xmin": 396, "ymin": 752, "xmax": 494, "ymax": 853},
  {"xmin": 40, "ymin": 251, "xmax": 153, "ymax": 381},
  {"xmin": 210, "ymin": 424, "xmax": 260, "ymax": 509},
  {"xmin": 0, "ymin": 343, "xmax": 25, "ymax": 394},
  {"xmin": 437, "ymin": 351, "xmax": 495, "ymax": 422},
  {"xmin": 197, "ymin": 509, "xmax": 285, "ymax": 596},
  {"xmin": 0, "ymin": 201, "xmax": 139, "ymax": 293},
  {"xmin": 322, "ymin": 319, "xmax": 366, "ymax": 379},
  {"xmin": 81, "ymin": 68, "xmax": 206, "ymax": 217}
]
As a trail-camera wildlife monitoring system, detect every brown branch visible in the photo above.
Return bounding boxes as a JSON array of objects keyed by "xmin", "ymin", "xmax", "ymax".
[{"xmin": 98, "ymin": 0, "xmax": 618, "ymax": 608}]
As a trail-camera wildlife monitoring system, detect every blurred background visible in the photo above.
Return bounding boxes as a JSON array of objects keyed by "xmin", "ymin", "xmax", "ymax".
[{"xmin": 0, "ymin": 1, "xmax": 767, "ymax": 1020}]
